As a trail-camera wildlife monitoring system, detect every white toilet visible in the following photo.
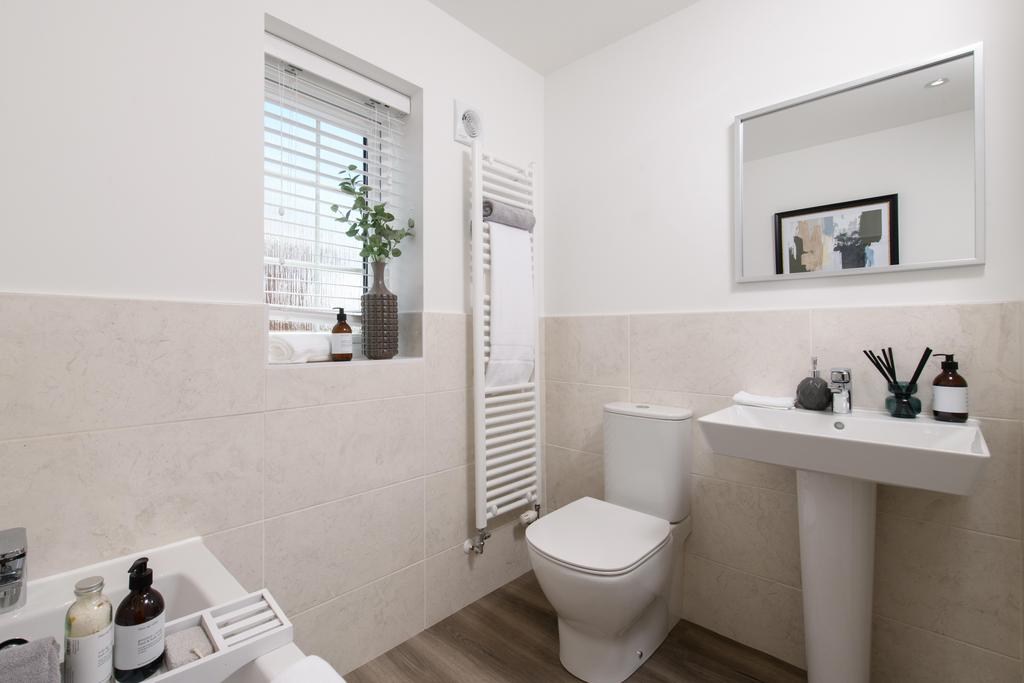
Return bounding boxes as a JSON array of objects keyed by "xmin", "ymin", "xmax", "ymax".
[{"xmin": 527, "ymin": 402, "xmax": 692, "ymax": 683}]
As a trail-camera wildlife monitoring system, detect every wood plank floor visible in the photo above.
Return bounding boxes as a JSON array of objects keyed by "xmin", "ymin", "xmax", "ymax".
[{"xmin": 347, "ymin": 572, "xmax": 807, "ymax": 683}]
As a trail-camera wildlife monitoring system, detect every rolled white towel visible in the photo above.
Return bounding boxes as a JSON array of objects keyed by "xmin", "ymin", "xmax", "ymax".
[
  {"xmin": 268, "ymin": 333, "xmax": 332, "ymax": 364},
  {"xmin": 272, "ymin": 655, "xmax": 345, "ymax": 683},
  {"xmin": 732, "ymin": 391, "xmax": 795, "ymax": 410}
]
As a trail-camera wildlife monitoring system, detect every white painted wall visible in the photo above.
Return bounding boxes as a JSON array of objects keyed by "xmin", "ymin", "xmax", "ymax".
[
  {"xmin": 742, "ymin": 111, "xmax": 975, "ymax": 278},
  {"xmin": 544, "ymin": 0, "xmax": 1023, "ymax": 315},
  {"xmin": 0, "ymin": 0, "xmax": 544, "ymax": 313}
]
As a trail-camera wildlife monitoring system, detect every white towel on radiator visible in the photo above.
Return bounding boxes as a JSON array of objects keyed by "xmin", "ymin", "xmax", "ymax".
[
  {"xmin": 485, "ymin": 222, "xmax": 535, "ymax": 388},
  {"xmin": 268, "ymin": 332, "xmax": 332, "ymax": 363}
]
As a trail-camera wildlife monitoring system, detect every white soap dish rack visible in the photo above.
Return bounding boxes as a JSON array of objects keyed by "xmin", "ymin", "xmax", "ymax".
[{"xmin": 148, "ymin": 589, "xmax": 293, "ymax": 682}]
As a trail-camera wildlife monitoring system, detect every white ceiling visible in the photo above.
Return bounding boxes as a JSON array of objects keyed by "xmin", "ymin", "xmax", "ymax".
[
  {"xmin": 426, "ymin": 0, "xmax": 700, "ymax": 74},
  {"xmin": 744, "ymin": 55, "xmax": 975, "ymax": 161}
]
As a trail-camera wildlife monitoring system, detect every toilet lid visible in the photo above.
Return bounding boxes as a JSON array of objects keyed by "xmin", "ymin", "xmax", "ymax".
[{"xmin": 526, "ymin": 497, "xmax": 671, "ymax": 574}]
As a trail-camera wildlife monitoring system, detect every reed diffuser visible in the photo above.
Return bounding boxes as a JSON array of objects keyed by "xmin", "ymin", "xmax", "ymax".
[{"xmin": 862, "ymin": 347, "xmax": 932, "ymax": 418}]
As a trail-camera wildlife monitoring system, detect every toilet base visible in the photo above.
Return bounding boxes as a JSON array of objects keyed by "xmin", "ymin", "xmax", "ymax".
[{"xmin": 557, "ymin": 596, "xmax": 674, "ymax": 683}]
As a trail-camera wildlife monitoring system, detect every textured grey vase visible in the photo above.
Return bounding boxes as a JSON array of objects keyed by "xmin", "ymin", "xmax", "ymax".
[{"xmin": 361, "ymin": 261, "xmax": 399, "ymax": 360}]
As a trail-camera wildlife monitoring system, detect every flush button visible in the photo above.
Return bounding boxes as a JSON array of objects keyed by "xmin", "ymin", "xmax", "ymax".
[
  {"xmin": 635, "ymin": 404, "xmax": 650, "ymax": 409},
  {"xmin": 834, "ymin": 421, "xmax": 845, "ymax": 430}
]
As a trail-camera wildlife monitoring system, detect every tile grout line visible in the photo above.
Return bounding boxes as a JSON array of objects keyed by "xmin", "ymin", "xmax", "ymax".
[
  {"xmin": 690, "ymin": 549, "xmax": 1024, "ymax": 663},
  {"xmin": 287, "ymin": 560, "xmax": 426, "ymax": 621},
  {"xmin": 690, "ymin": 471, "xmax": 798, "ymax": 499},
  {"xmin": 422, "ymin": 392, "xmax": 428, "ymax": 631},
  {"xmin": 627, "ymin": 313, "xmax": 632, "ymax": 402},
  {"xmin": 874, "ymin": 508, "xmax": 1023, "ymax": 543},
  {"xmin": 9, "ymin": 383, "xmax": 1017, "ymax": 447},
  {"xmin": 685, "ymin": 551, "xmax": 803, "ymax": 592},
  {"xmin": 689, "ymin": 469, "xmax": 1024, "ymax": 542},
  {"xmin": 874, "ymin": 614, "xmax": 1024, "ymax": 663}
]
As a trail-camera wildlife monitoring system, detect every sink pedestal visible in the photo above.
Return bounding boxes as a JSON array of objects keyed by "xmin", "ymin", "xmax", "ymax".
[
  {"xmin": 699, "ymin": 405, "xmax": 990, "ymax": 682},
  {"xmin": 797, "ymin": 470, "xmax": 876, "ymax": 683}
]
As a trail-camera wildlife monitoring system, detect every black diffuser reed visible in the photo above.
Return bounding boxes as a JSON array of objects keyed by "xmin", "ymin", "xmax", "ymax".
[{"xmin": 862, "ymin": 347, "xmax": 932, "ymax": 418}]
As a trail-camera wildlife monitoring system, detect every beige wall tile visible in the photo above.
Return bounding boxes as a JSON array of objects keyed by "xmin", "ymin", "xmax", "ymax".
[
  {"xmin": 424, "ymin": 466, "xmax": 474, "ymax": 556},
  {"xmin": 878, "ymin": 418, "xmax": 1022, "ymax": 538},
  {"xmin": 631, "ymin": 389, "xmax": 796, "ymax": 493},
  {"xmin": 544, "ymin": 316, "xmax": 628, "ymax": 386},
  {"xmin": 264, "ymin": 480, "xmax": 425, "ymax": 615},
  {"xmin": 265, "ymin": 358, "xmax": 424, "ymax": 411},
  {"xmin": 682, "ymin": 553, "xmax": 806, "ymax": 668},
  {"xmin": 687, "ymin": 475, "xmax": 802, "ymax": 587},
  {"xmin": 398, "ymin": 312, "xmax": 423, "ymax": 358},
  {"xmin": 811, "ymin": 303, "xmax": 1022, "ymax": 419},
  {"xmin": 871, "ymin": 615, "xmax": 1021, "ymax": 683},
  {"xmin": 424, "ymin": 521, "xmax": 531, "ymax": 626},
  {"xmin": 203, "ymin": 523, "xmax": 263, "ymax": 592},
  {"xmin": 629, "ymin": 310, "xmax": 811, "ymax": 396},
  {"xmin": 293, "ymin": 563, "xmax": 424, "ymax": 675},
  {"xmin": 874, "ymin": 513, "xmax": 1022, "ymax": 656},
  {"xmin": 424, "ymin": 389, "xmax": 472, "ymax": 474},
  {"xmin": 424, "ymin": 313, "xmax": 471, "ymax": 392},
  {"xmin": 545, "ymin": 381, "xmax": 628, "ymax": 454},
  {"xmin": 0, "ymin": 413, "xmax": 264, "ymax": 578},
  {"xmin": 264, "ymin": 396, "xmax": 425, "ymax": 516},
  {"xmin": 0, "ymin": 294, "xmax": 265, "ymax": 440},
  {"xmin": 545, "ymin": 445, "xmax": 603, "ymax": 511}
]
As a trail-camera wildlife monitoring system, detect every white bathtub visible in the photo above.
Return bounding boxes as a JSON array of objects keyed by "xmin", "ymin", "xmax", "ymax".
[{"xmin": 0, "ymin": 537, "xmax": 324, "ymax": 682}]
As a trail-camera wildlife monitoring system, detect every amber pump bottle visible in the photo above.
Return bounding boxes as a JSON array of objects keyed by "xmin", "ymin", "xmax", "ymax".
[
  {"xmin": 331, "ymin": 307, "xmax": 353, "ymax": 362},
  {"xmin": 932, "ymin": 353, "xmax": 968, "ymax": 423},
  {"xmin": 113, "ymin": 558, "xmax": 165, "ymax": 682}
]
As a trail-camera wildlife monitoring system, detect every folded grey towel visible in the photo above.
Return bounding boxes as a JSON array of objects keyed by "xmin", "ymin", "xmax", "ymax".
[
  {"xmin": 164, "ymin": 626, "xmax": 214, "ymax": 670},
  {"xmin": 0, "ymin": 637, "xmax": 60, "ymax": 683},
  {"xmin": 482, "ymin": 198, "xmax": 535, "ymax": 232}
]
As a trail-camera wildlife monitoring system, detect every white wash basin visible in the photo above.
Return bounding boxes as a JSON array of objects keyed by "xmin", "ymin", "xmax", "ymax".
[
  {"xmin": 0, "ymin": 537, "xmax": 317, "ymax": 683},
  {"xmin": 699, "ymin": 404, "xmax": 989, "ymax": 494},
  {"xmin": 698, "ymin": 405, "xmax": 989, "ymax": 683}
]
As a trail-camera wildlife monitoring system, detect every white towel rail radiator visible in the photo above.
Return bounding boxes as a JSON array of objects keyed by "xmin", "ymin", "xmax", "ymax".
[{"xmin": 463, "ymin": 132, "xmax": 541, "ymax": 555}]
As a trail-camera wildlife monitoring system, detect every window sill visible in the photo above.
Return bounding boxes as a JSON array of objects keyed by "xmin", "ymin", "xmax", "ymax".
[{"xmin": 266, "ymin": 355, "xmax": 423, "ymax": 370}]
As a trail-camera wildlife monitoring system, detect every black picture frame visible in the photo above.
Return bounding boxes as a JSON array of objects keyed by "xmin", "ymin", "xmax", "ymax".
[{"xmin": 774, "ymin": 194, "xmax": 899, "ymax": 275}]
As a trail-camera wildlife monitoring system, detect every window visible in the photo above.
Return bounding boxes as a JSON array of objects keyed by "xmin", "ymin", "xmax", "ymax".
[{"xmin": 263, "ymin": 46, "xmax": 408, "ymax": 332}]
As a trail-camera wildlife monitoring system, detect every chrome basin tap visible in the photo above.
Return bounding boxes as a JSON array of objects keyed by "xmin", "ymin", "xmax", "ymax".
[
  {"xmin": 830, "ymin": 368, "xmax": 853, "ymax": 414},
  {"xmin": 0, "ymin": 527, "xmax": 27, "ymax": 614}
]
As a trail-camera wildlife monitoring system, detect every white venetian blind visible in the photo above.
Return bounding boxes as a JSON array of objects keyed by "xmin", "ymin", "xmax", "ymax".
[{"xmin": 263, "ymin": 48, "xmax": 408, "ymax": 331}]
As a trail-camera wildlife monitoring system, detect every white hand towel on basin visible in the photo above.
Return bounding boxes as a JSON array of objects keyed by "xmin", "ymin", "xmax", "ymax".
[
  {"xmin": 268, "ymin": 332, "xmax": 332, "ymax": 363},
  {"xmin": 732, "ymin": 391, "xmax": 796, "ymax": 410},
  {"xmin": 484, "ymin": 222, "xmax": 535, "ymax": 388},
  {"xmin": 272, "ymin": 655, "xmax": 346, "ymax": 683}
]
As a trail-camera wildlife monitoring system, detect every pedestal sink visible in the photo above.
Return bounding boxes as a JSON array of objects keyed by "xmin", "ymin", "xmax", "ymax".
[{"xmin": 699, "ymin": 405, "xmax": 989, "ymax": 683}]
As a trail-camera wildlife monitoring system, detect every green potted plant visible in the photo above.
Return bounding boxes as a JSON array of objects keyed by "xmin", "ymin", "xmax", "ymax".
[{"xmin": 332, "ymin": 164, "xmax": 415, "ymax": 360}]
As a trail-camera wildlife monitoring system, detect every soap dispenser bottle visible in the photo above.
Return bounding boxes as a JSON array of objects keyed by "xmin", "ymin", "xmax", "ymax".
[
  {"xmin": 114, "ymin": 558, "xmax": 165, "ymax": 682},
  {"xmin": 331, "ymin": 307, "xmax": 353, "ymax": 362},
  {"xmin": 796, "ymin": 357, "xmax": 832, "ymax": 411},
  {"xmin": 932, "ymin": 354, "xmax": 968, "ymax": 423}
]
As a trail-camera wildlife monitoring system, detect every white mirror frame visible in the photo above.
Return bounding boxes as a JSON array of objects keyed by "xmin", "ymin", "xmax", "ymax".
[{"xmin": 733, "ymin": 43, "xmax": 985, "ymax": 284}]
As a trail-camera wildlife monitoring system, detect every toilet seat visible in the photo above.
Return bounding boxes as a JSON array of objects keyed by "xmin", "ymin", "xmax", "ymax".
[{"xmin": 526, "ymin": 497, "xmax": 671, "ymax": 576}]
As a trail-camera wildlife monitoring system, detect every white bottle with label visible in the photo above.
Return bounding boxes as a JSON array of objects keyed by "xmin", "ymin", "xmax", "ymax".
[
  {"xmin": 114, "ymin": 558, "xmax": 165, "ymax": 682},
  {"xmin": 64, "ymin": 576, "xmax": 114, "ymax": 683}
]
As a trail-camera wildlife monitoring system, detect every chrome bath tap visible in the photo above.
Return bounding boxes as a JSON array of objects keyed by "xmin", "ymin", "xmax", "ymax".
[{"xmin": 0, "ymin": 528, "xmax": 27, "ymax": 614}]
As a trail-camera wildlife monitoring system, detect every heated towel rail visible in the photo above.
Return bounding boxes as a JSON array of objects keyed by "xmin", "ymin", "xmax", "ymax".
[{"xmin": 464, "ymin": 138, "xmax": 541, "ymax": 555}]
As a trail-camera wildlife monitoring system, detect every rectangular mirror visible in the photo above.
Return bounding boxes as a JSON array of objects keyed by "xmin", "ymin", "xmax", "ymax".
[{"xmin": 735, "ymin": 45, "xmax": 984, "ymax": 282}]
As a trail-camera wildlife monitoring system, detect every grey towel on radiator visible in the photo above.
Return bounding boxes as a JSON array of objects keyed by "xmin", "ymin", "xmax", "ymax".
[
  {"xmin": 482, "ymin": 198, "xmax": 535, "ymax": 232},
  {"xmin": 0, "ymin": 637, "xmax": 60, "ymax": 683}
]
